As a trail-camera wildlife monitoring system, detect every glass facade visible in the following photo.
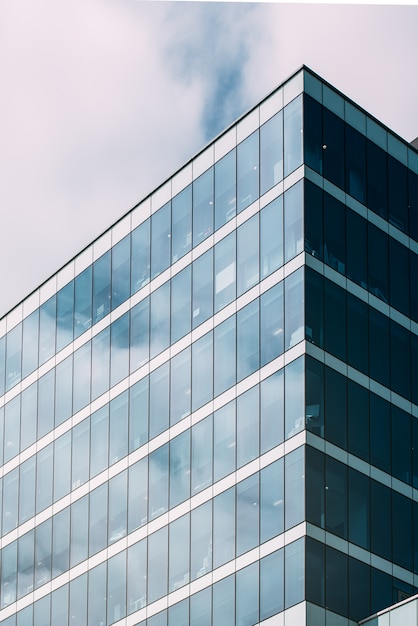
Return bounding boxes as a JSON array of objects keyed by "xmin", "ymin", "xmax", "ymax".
[{"xmin": 0, "ymin": 67, "xmax": 417, "ymax": 626}]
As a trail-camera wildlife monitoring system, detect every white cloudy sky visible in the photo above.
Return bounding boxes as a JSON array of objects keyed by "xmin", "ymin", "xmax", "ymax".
[{"xmin": 1, "ymin": 0, "xmax": 417, "ymax": 318}]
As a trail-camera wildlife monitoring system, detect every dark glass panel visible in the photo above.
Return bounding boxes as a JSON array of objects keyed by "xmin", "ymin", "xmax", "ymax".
[
  {"xmin": 413, "ymin": 418, "xmax": 418, "ymax": 490},
  {"xmin": 324, "ymin": 193, "xmax": 346, "ymax": 274},
  {"xmin": 74, "ymin": 265, "xmax": 92, "ymax": 338},
  {"xmin": 388, "ymin": 154, "xmax": 408, "ymax": 232},
  {"xmin": 111, "ymin": 234, "xmax": 131, "ymax": 310},
  {"xmin": 237, "ymin": 130, "xmax": 259, "ymax": 212},
  {"xmin": 193, "ymin": 167, "xmax": 214, "ymax": 246},
  {"xmin": 346, "ymin": 209, "xmax": 367, "ymax": 289},
  {"xmin": 303, "ymin": 94, "xmax": 322, "ymax": 174},
  {"xmin": 171, "ymin": 184, "xmax": 192, "ymax": 263},
  {"xmin": 305, "ymin": 267, "xmax": 323, "ymax": 348},
  {"xmin": 304, "ymin": 180, "xmax": 323, "ymax": 260},
  {"xmin": 284, "ymin": 267, "xmax": 304, "ymax": 351},
  {"xmin": 369, "ymin": 308, "xmax": 390, "ymax": 388},
  {"xmin": 325, "ymin": 456, "xmax": 347, "ymax": 539},
  {"xmin": 92, "ymin": 251, "xmax": 111, "ymax": 323},
  {"xmin": 367, "ymin": 139, "xmax": 388, "ymax": 219},
  {"xmin": 411, "ymin": 251, "xmax": 418, "ymax": 324},
  {"xmin": 347, "ymin": 380, "xmax": 369, "ymax": 462},
  {"xmin": 371, "ymin": 567, "xmax": 392, "ymax": 615},
  {"xmin": 260, "ymin": 109, "xmax": 283, "ymax": 194},
  {"xmin": 370, "ymin": 480, "xmax": 391, "ymax": 561},
  {"xmin": 131, "ymin": 218, "xmax": 150, "ymax": 294},
  {"xmin": 346, "ymin": 293, "xmax": 368, "ymax": 375},
  {"xmin": 345, "ymin": 124, "xmax": 366, "ymax": 203},
  {"xmin": 389, "ymin": 238, "xmax": 410, "ymax": 317},
  {"xmin": 369, "ymin": 393, "xmax": 391, "ymax": 474},
  {"xmin": 284, "ymin": 180, "xmax": 303, "ymax": 263},
  {"xmin": 325, "ymin": 546, "xmax": 348, "ymax": 615},
  {"xmin": 215, "ymin": 150, "xmax": 236, "ymax": 230},
  {"xmin": 324, "ymin": 279, "xmax": 346, "ymax": 361},
  {"xmin": 412, "ymin": 334, "xmax": 418, "ymax": 406},
  {"xmin": 151, "ymin": 202, "xmax": 171, "ymax": 279},
  {"xmin": 368, "ymin": 223, "xmax": 389, "ymax": 303},
  {"xmin": 323, "ymin": 107, "xmax": 344, "ymax": 189},
  {"xmin": 391, "ymin": 405, "xmax": 412, "ymax": 485},
  {"xmin": 349, "ymin": 558, "xmax": 370, "ymax": 623},
  {"xmin": 392, "ymin": 491, "xmax": 413, "ymax": 570},
  {"xmin": 324, "ymin": 366, "xmax": 347, "ymax": 449},
  {"xmin": 305, "ymin": 538, "xmax": 325, "ymax": 607},
  {"xmin": 305, "ymin": 446, "xmax": 324, "ymax": 528},
  {"xmin": 390, "ymin": 320, "xmax": 411, "ymax": 401},
  {"xmin": 348, "ymin": 468, "xmax": 370, "ymax": 549},
  {"xmin": 408, "ymin": 169, "xmax": 418, "ymax": 241}
]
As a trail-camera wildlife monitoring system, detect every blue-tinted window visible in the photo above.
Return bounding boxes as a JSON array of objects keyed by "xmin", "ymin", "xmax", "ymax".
[
  {"xmin": 284, "ymin": 268, "xmax": 304, "ymax": 350},
  {"xmin": 110, "ymin": 312, "xmax": 129, "ymax": 387},
  {"xmin": 306, "ymin": 538, "xmax": 325, "ymax": 608},
  {"xmin": 237, "ymin": 386, "xmax": 259, "ymax": 469},
  {"xmin": 369, "ymin": 308, "xmax": 390, "ymax": 388},
  {"xmin": 304, "ymin": 180, "xmax": 323, "ymax": 260},
  {"xmin": 170, "ymin": 347, "xmax": 191, "ymax": 426},
  {"xmin": 303, "ymin": 95, "xmax": 322, "ymax": 175},
  {"xmin": 109, "ymin": 391, "xmax": 128, "ymax": 465},
  {"xmin": 346, "ymin": 209, "xmax": 367, "ymax": 289},
  {"xmin": 260, "ymin": 459, "xmax": 284, "ymax": 542},
  {"xmin": 128, "ymin": 457, "xmax": 148, "ymax": 532},
  {"xmin": 325, "ymin": 366, "xmax": 347, "ymax": 450},
  {"xmin": 324, "ymin": 279, "xmax": 346, "ymax": 362},
  {"xmin": 147, "ymin": 526, "xmax": 168, "ymax": 603},
  {"xmin": 213, "ymin": 575, "xmax": 234, "ymax": 625},
  {"xmin": 348, "ymin": 468, "xmax": 370, "ymax": 550},
  {"xmin": 111, "ymin": 234, "xmax": 131, "ymax": 310},
  {"xmin": 171, "ymin": 185, "xmax": 192, "ymax": 263},
  {"xmin": 261, "ymin": 282, "xmax": 284, "ymax": 366},
  {"xmin": 151, "ymin": 202, "xmax": 171, "ymax": 279},
  {"xmin": 325, "ymin": 456, "xmax": 347, "ymax": 539},
  {"xmin": 345, "ymin": 124, "xmax": 366, "ymax": 203},
  {"xmin": 74, "ymin": 266, "xmax": 92, "ymax": 338},
  {"xmin": 214, "ymin": 231, "xmax": 236, "ymax": 312},
  {"xmin": 323, "ymin": 107, "xmax": 344, "ymax": 189},
  {"xmin": 169, "ymin": 515, "xmax": 190, "ymax": 592},
  {"xmin": 388, "ymin": 154, "xmax": 408, "ymax": 232},
  {"xmin": 260, "ymin": 196, "xmax": 283, "ymax": 277},
  {"xmin": 22, "ymin": 309, "xmax": 39, "ymax": 378},
  {"xmin": 237, "ymin": 299, "xmax": 259, "ymax": 382},
  {"xmin": 108, "ymin": 470, "xmax": 127, "ymax": 544},
  {"xmin": 260, "ymin": 369, "xmax": 284, "ymax": 453},
  {"xmin": 150, "ymin": 281, "xmax": 170, "ymax": 359},
  {"xmin": 171, "ymin": 265, "xmax": 191, "ymax": 344},
  {"xmin": 391, "ymin": 406, "xmax": 411, "ymax": 485},
  {"xmin": 93, "ymin": 252, "xmax": 111, "ymax": 323},
  {"xmin": 55, "ymin": 354, "xmax": 73, "ymax": 427},
  {"xmin": 305, "ymin": 446, "xmax": 324, "ymax": 528},
  {"xmin": 39, "ymin": 296, "xmax": 56, "ymax": 366},
  {"xmin": 192, "ymin": 249, "xmax": 213, "ymax": 329},
  {"xmin": 236, "ymin": 563, "xmax": 259, "ymax": 625},
  {"xmin": 237, "ymin": 214, "xmax": 259, "ymax": 296},
  {"xmin": 169, "ymin": 431, "xmax": 190, "ymax": 508},
  {"xmin": 389, "ymin": 238, "xmax": 410, "ymax": 317},
  {"xmin": 72, "ymin": 341, "xmax": 91, "ymax": 414},
  {"xmin": 347, "ymin": 381, "xmax": 369, "ymax": 462},
  {"xmin": 214, "ymin": 401, "xmax": 235, "ymax": 482},
  {"xmin": 213, "ymin": 488, "xmax": 235, "ymax": 568},
  {"xmin": 131, "ymin": 218, "xmax": 150, "ymax": 294},
  {"xmin": 91, "ymin": 326, "xmax": 110, "ymax": 401},
  {"xmin": 130, "ymin": 297, "xmax": 149, "ymax": 372},
  {"xmin": 285, "ymin": 539, "xmax": 304, "ymax": 609},
  {"xmin": 215, "ymin": 150, "xmax": 236, "ymax": 230},
  {"xmin": 284, "ymin": 95, "xmax": 303, "ymax": 177},
  {"xmin": 191, "ymin": 500, "xmax": 212, "ymax": 581},
  {"xmin": 324, "ymin": 193, "xmax": 346, "ymax": 274},
  {"xmin": 285, "ymin": 356, "xmax": 304, "ymax": 439},
  {"xmin": 6, "ymin": 323, "xmax": 22, "ymax": 391},
  {"xmin": 89, "ymin": 484, "xmax": 108, "ymax": 556},
  {"xmin": 347, "ymin": 293, "xmax": 368, "ymax": 375},
  {"xmin": 192, "ymin": 332, "xmax": 213, "ymax": 412},
  {"xmin": 325, "ymin": 546, "xmax": 348, "ymax": 616},
  {"xmin": 367, "ymin": 139, "xmax": 387, "ymax": 219},
  {"xmin": 192, "ymin": 415, "xmax": 213, "ymax": 495},
  {"xmin": 284, "ymin": 181, "xmax": 303, "ymax": 263},
  {"xmin": 370, "ymin": 393, "xmax": 391, "ymax": 475},
  {"xmin": 149, "ymin": 362, "xmax": 169, "ymax": 439},
  {"xmin": 237, "ymin": 130, "xmax": 259, "ymax": 212},
  {"xmin": 368, "ymin": 223, "xmax": 388, "ymax": 303},
  {"xmin": 214, "ymin": 315, "xmax": 236, "ymax": 396},
  {"xmin": 260, "ymin": 109, "xmax": 283, "ymax": 193},
  {"xmin": 193, "ymin": 168, "xmax": 214, "ymax": 246},
  {"xmin": 90, "ymin": 405, "xmax": 109, "ymax": 479}
]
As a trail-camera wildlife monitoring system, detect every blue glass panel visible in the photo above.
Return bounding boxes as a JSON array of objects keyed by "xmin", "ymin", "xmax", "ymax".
[
  {"xmin": 236, "ymin": 473, "xmax": 259, "ymax": 555},
  {"xmin": 237, "ymin": 214, "xmax": 259, "ymax": 296},
  {"xmin": 260, "ymin": 369, "xmax": 284, "ymax": 453},
  {"xmin": 51, "ymin": 584, "xmax": 68, "ymax": 626},
  {"xmin": 150, "ymin": 281, "xmax": 170, "ymax": 359},
  {"xmin": 213, "ymin": 575, "xmax": 234, "ymax": 625},
  {"xmin": 151, "ymin": 202, "xmax": 171, "ymax": 279},
  {"xmin": 89, "ymin": 483, "xmax": 108, "ymax": 556},
  {"xmin": 214, "ymin": 401, "xmax": 235, "ymax": 482},
  {"xmin": 70, "ymin": 496, "xmax": 88, "ymax": 567},
  {"xmin": 192, "ymin": 249, "xmax": 213, "ymax": 329},
  {"xmin": 260, "ymin": 549, "xmax": 284, "ymax": 619},
  {"xmin": 236, "ymin": 563, "xmax": 259, "ymax": 625},
  {"xmin": 325, "ymin": 545, "xmax": 348, "ymax": 615},
  {"xmin": 22, "ymin": 309, "xmax": 39, "ymax": 378},
  {"xmin": 260, "ymin": 196, "xmax": 283, "ymax": 278},
  {"xmin": 37, "ymin": 369, "xmax": 54, "ymax": 439},
  {"xmin": 110, "ymin": 312, "xmax": 129, "ymax": 387},
  {"xmin": 90, "ymin": 405, "xmax": 109, "ymax": 478},
  {"xmin": 127, "ymin": 539, "xmax": 147, "ymax": 613},
  {"xmin": 345, "ymin": 124, "xmax": 366, "ymax": 203},
  {"xmin": 284, "ymin": 356, "xmax": 304, "ymax": 440},
  {"xmin": 170, "ymin": 347, "xmax": 191, "ymax": 426},
  {"xmin": 128, "ymin": 458, "xmax": 148, "ymax": 531},
  {"xmin": 53, "ymin": 431, "xmax": 71, "ymax": 502},
  {"xmin": 190, "ymin": 586, "xmax": 211, "ymax": 626},
  {"xmin": 91, "ymin": 326, "xmax": 110, "ymax": 401},
  {"xmin": 39, "ymin": 296, "xmax": 56, "ymax": 366},
  {"xmin": 73, "ymin": 341, "xmax": 91, "ymax": 413},
  {"xmin": 325, "ymin": 456, "xmax": 347, "ymax": 540},
  {"xmin": 193, "ymin": 168, "xmax": 214, "ymax": 246},
  {"xmin": 69, "ymin": 574, "xmax": 87, "ymax": 626},
  {"xmin": 36, "ymin": 444, "xmax": 53, "ymax": 514},
  {"xmin": 35, "ymin": 518, "xmax": 52, "ymax": 588},
  {"xmin": 74, "ymin": 266, "xmax": 92, "ymax": 338},
  {"xmin": 109, "ymin": 391, "xmax": 128, "ymax": 465},
  {"xmin": 130, "ymin": 297, "xmax": 149, "ymax": 372},
  {"xmin": 368, "ymin": 223, "xmax": 389, "ymax": 304},
  {"xmin": 213, "ymin": 487, "xmax": 235, "ymax": 568},
  {"xmin": 324, "ymin": 193, "xmax": 346, "ymax": 275},
  {"xmin": 108, "ymin": 470, "xmax": 127, "ymax": 544},
  {"xmin": 237, "ymin": 386, "xmax": 259, "ymax": 468},
  {"xmin": 148, "ymin": 444, "xmax": 168, "ymax": 520},
  {"xmin": 52, "ymin": 507, "xmax": 70, "ymax": 577},
  {"xmin": 191, "ymin": 500, "xmax": 212, "ymax": 581},
  {"xmin": 215, "ymin": 150, "xmax": 236, "ymax": 230},
  {"xmin": 20, "ymin": 383, "xmax": 37, "ymax": 454},
  {"xmin": 34, "ymin": 595, "xmax": 50, "ymax": 626},
  {"xmin": 285, "ymin": 446, "xmax": 304, "ymax": 530},
  {"xmin": 131, "ymin": 218, "xmax": 150, "ymax": 294},
  {"xmin": 87, "ymin": 563, "xmax": 106, "ymax": 626},
  {"xmin": 93, "ymin": 251, "xmax": 111, "ymax": 323},
  {"xmin": 214, "ymin": 231, "xmax": 236, "ymax": 312},
  {"xmin": 147, "ymin": 526, "xmax": 168, "ymax": 603},
  {"xmin": 303, "ymin": 95, "xmax": 322, "ymax": 175},
  {"xmin": 149, "ymin": 362, "xmax": 169, "ymax": 439},
  {"xmin": 129, "ymin": 377, "xmax": 148, "ymax": 452},
  {"xmin": 169, "ymin": 515, "xmax": 190, "ymax": 592},
  {"xmin": 56, "ymin": 281, "xmax": 74, "ymax": 352},
  {"xmin": 367, "ymin": 139, "xmax": 388, "ymax": 219},
  {"xmin": 284, "ymin": 95, "xmax": 303, "ymax": 177},
  {"xmin": 192, "ymin": 415, "xmax": 213, "ymax": 494},
  {"xmin": 111, "ymin": 234, "xmax": 131, "ymax": 310},
  {"xmin": 4, "ymin": 395, "xmax": 20, "ymax": 463},
  {"xmin": 3, "ymin": 466, "xmax": 19, "ymax": 534},
  {"xmin": 237, "ymin": 130, "xmax": 259, "ymax": 212},
  {"xmin": 261, "ymin": 282, "xmax": 284, "ymax": 366},
  {"xmin": 169, "ymin": 430, "xmax": 190, "ymax": 508},
  {"xmin": 55, "ymin": 354, "xmax": 73, "ymax": 426},
  {"xmin": 284, "ymin": 181, "xmax": 303, "ymax": 263},
  {"xmin": 107, "ymin": 551, "xmax": 126, "ymax": 624},
  {"xmin": 172, "ymin": 184, "xmax": 192, "ymax": 263},
  {"xmin": 1, "ymin": 541, "xmax": 17, "ymax": 608},
  {"xmin": 214, "ymin": 315, "xmax": 236, "ymax": 396},
  {"xmin": 171, "ymin": 265, "xmax": 191, "ymax": 344},
  {"xmin": 0, "ymin": 335, "xmax": 5, "ymax": 396},
  {"xmin": 349, "ymin": 559, "xmax": 371, "ymax": 622},
  {"xmin": 260, "ymin": 109, "xmax": 283, "ymax": 194},
  {"xmin": 191, "ymin": 332, "xmax": 213, "ymax": 412},
  {"xmin": 6, "ymin": 322, "xmax": 22, "ymax": 391}
]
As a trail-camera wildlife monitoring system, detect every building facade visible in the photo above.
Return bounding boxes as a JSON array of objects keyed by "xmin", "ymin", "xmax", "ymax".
[{"xmin": 0, "ymin": 67, "xmax": 417, "ymax": 626}]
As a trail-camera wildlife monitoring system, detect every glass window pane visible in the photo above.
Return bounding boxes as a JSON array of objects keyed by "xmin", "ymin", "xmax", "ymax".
[
  {"xmin": 93, "ymin": 252, "xmax": 111, "ymax": 323},
  {"xmin": 192, "ymin": 415, "xmax": 213, "ymax": 495},
  {"xmin": 129, "ymin": 377, "xmax": 148, "ymax": 452},
  {"xmin": 108, "ymin": 470, "xmax": 127, "ymax": 544},
  {"xmin": 284, "ymin": 94, "xmax": 303, "ymax": 177},
  {"xmin": 260, "ymin": 549, "xmax": 284, "ymax": 619},
  {"xmin": 368, "ymin": 223, "xmax": 389, "ymax": 304},
  {"xmin": 112, "ymin": 234, "xmax": 131, "ymax": 310},
  {"xmin": 213, "ymin": 487, "xmax": 235, "ymax": 568},
  {"xmin": 91, "ymin": 326, "xmax": 110, "ymax": 401},
  {"xmin": 260, "ymin": 109, "xmax": 283, "ymax": 194},
  {"xmin": 325, "ymin": 546, "xmax": 348, "ymax": 615},
  {"xmin": 236, "ymin": 473, "xmax": 259, "ymax": 556},
  {"xmin": 192, "ymin": 332, "xmax": 213, "ymax": 412},
  {"xmin": 261, "ymin": 282, "xmax": 284, "ymax": 366},
  {"xmin": 70, "ymin": 496, "xmax": 88, "ymax": 567},
  {"xmin": 213, "ymin": 574, "xmax": 235, "ymax": 626},
  {"xmin": 36, "ymin": 444, "xmax": 53, "ymax": 515},
  {"xmin": 190, "ymin": 586, "xmax": 211, "ymax": 626},
  {"xmin": 4, "ymin": 395, "xmax": 20, "ymax": 463},
  {"xmin": 284, "ymin": 180, "xmax": 303, "ymax": 263},
  {"xmin": 304, "ymin": 180, "xmax": 323, "ymax": 261},
  {"xmin": 22, "ymin": 309, "xmax": 39, "ymax": 378},
  {"xmin": 55, "ymin": 354, "xmax": 73, "ymax": 427},
  {"xmin": 261, "ymin": 457, "xmax": 285, "ymax": 543},
  {"xmin": 348, "ymin": 468, "xmax": 370, "ymax": 550},
  {"xmin": 285, "ymin": 356, "xmax": 304, "ymax": 440},
  {"xmin": 367, "ymin": 139, "xmax": 387, "ymax": 219},
  {"xmin": 324, "ymin": 193, "xmax": 346, "ymax": 274},
  {"xmin": 107, "ymin": 551, "xmax": 126, "ymax": 624},
  {"xmin": 39, "ymin": 296, "xmax": 56, "ymax": 366},
  {"xmin": 89, "ymin": 483, "xmax": 108, "ymax": 556},
  {"xmin": 3, "ymin": 467, "xmax": 19, "ymax": 534},
  {"xmin": 87, "ymin": 562, "xmax": 106, "ymax": 626},
  {"xmin": 214, "ymin": 232, "xmax": 236, "ymax": 312},
  {"xmin": 192, "ymin": 249, "xmax": 213, "ymax": 329},
  {"xmin": 285, "ymin": 446, "xmax": 304, "ymax": 530},
  {"xmin": 170, "ymin": 347, "xmax": 191, "ymax": 426},
  {"xmin": 19, "ymin": 456, "xmax": 36, "ymax": 524},
  {"xmin": 237, "ymin": 299, "xmax": 259, "ymax": 382},
  {"xmin": 237, "ymin": 130, "xmax": 259, "ymax": 212},
  {"xmin": 35, "ymin": 518, "xmax": 52, "ymax": 588},
  {"xmin": 214, "ymin": 315, "xmax": 236, "ymax": 396},
  {"xmin": 345, "ymin": 124, "xmax": 366, "ymax": 203},
  {"xmin": 214, "ymin": 401, "xmax": 236, "ymax": 482},
  {"xmin": 90, "ymin": 405, "xmax": 109, "ymax": 478},
  {"xmin": 325, "ymin": 456, "xmax": 347, "ymax": 539},
  {"xmin": 150, "ymin": 281, "xmax": 170, "ymax": 359},
  {"xmin": 388, "ymin": 154, "xmax": 408, "ymax": 232},
  {"xmin": 285, "ymin": 538, "xmax": 304, "ymax": 609},
  {"xmin": 148, "ymin": 526, "xmax": 168, "ymax": 603},
  {"xmin": 303, "ymin": 94, "xmax": 322, "ymax": 174},
  {"xmin": 149, "ymin": 362, "xmax": 169, "ymax": 439},
  {"xmin": 6, "ymin": 322, "xmax": 22, "ymax": 391},
  {"xmin": 127, "ymin": 539, "xmax": 147, "ymax": 613},
  {"xmin": 148, "ymin": 444, "xmax": 168, "ymax": 520},
  {"xmin": 131, "ymin": 218, "xmax": 150, "ymax": 294},
  {"xmin": 325, "ymin": 366, "xmax": 347, "ymax": 450},
  {"xmin": 53, "ymin": 431, "xmax": 71, "ymax": 502},
  {"xmin": 57, "ymin": 281, "xmax": 74, "ymax": 352},
  {"xmin": 169, "ymin": 430, "xmax": 190, "ymax": 508},
  {"xmin": 323, "ymin": 107, "xmax": 344, "ymax": 189},
  {"xmin": 260, "ymin": 196, "xmax": 283, "ymax": 277},
  {"xmin": 171, "ymin": 265, "xmax": 191, "ymax": 344},
  {"xmin": 324, "ymin": 278, "xmax": 346, "ymax": 362},
  {"xmin": 215, "ymin": 150, "xmax": 236, "ymax": 230},
  {"xmin": 37, "ymin": 369, "xmax": 55, "ymax": 439},
  {"xmin": 128, "ymin": 457, "xmax": 148, "ymax": 531},
  {"xmin": 236, "ymin": 563, "xmax": 259, "ymax": 626},
  {"xmin": 172, "ymin": 184, "xmax": 192, "ymax": 263},
  {"xmin": 193, "ymin": 168, "xmax": 214, "ymax": 246},
  {"xmin": 169, "ymin": 515, "xmax": 190, "ymax": 592},
  {"xmin": 305, "ymin": 356, "xmax": 324, "ymax": 439},
  {"xmin": 151, "ymin": 201, "xmax": 171, "ymax": 279},
  {"xmin": 260, "ymin": 369, "xmax": 284, "ymax": 453},
  {"xmin": 74, "ymin": 266, "xmax": 92, "ymax": 338},
  {"xmin": 52, "ymin": 508, "xmax": 70, "ymax": 577},
  {"xmin": 285, "ymin": 267, "xmax": 304, "ymax": 350},
  {"xmin": 347, "ymin": 380, "xmax": 369, "ymax": 462},
  {"xmin": 190, "ymin": 500, "xmax": 212, "ymax": 581},
  {"xmin": 347, "ymin": 293, "xmax": 368, "ymax": 374},
  {"xmin": 237, "ymin": 214, "xmax": 259, "ymax": 296},
  {"xmin": 73, "ymin": 341, "xmax": 91, "ymax": 414},
  {"xmin": 109, "ymin": 391, "xmax": 128, "ymax": 465},
  {"xmin": 69, "ymin": 573, "xmax": 87, "ymax": 626},
  {"xmin": 237, "ymin": 385, "xmax": 259, "ymax": 468},
  {"xmin": 130, "ymin": 297, "xmax": 149, "ymax": 372},
  {"xmin": 110, "ymin": 312, "xmax": 129, "ymax": 387}
]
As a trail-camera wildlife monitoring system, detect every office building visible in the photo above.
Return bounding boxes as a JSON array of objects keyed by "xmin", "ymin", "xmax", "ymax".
[{"xmin": 0, "ymin": 66, "xmax": 417, "ymax": 626}]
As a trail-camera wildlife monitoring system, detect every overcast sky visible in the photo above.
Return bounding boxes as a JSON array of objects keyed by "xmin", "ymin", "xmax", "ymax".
[{"xmin": 1, "ymin": 1, "xmax": 417, "ymax": 318}]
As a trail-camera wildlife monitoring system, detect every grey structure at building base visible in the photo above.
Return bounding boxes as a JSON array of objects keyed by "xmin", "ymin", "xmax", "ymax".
[{"xmin": 0, "ymin": 66, "xmax": 417, "ymax": 625}]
